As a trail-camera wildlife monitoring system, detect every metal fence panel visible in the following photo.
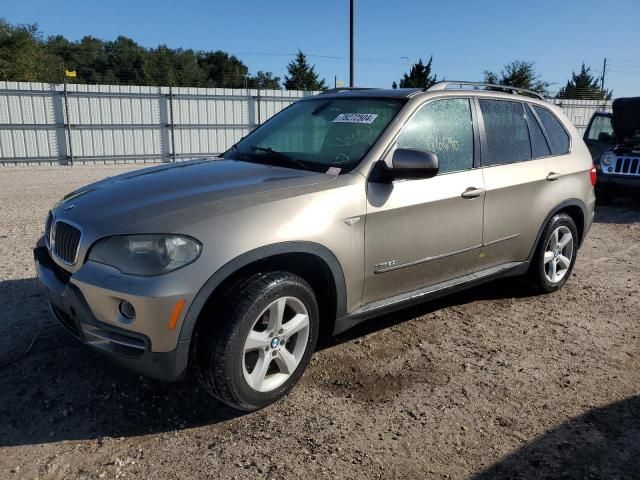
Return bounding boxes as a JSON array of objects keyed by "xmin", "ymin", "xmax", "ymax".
[
  {"xmin": 550, "ymin": 99, "xmax": 612, "ymax": 134},
  {"xmin": 0, "ymin": 81, "xmax": 317, "ymax": 165},
  {"xmin": 0, "ymin": 82, "xmax": 63, "ymax": 162}
]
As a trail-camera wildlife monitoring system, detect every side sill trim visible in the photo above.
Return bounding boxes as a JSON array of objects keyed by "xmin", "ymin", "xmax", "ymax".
[{"xmin": 334, "ymin": 261, "xmax": 528, "ymax": 335}]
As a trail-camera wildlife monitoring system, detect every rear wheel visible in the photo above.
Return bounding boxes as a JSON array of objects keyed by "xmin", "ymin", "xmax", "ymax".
[
  {"xmin": 195, "ymin": 271, "xmax": 319, "ymax": 411},
  {"xmin": 526, "ymin": 213, "xmax": 578, "ymax": 293}
]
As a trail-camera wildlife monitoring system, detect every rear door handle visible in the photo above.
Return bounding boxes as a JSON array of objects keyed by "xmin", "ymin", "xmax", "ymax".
[
  {"xmin": 461, "ymin": 187, "xmax": 484, "ymax": 199},
  {"xmin": 546, "ymin": 172, "xmax": 562, "ymax": 181}
]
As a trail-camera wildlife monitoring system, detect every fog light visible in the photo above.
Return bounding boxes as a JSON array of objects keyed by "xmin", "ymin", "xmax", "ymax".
[{"xmin": 119, "ymin": 300, "xmax": 136, "ymax": 320}]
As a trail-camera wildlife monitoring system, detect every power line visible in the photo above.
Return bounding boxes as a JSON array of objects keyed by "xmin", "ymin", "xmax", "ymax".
[{"xmin": 607, "ymin": 58, "xmax": 640, "ymax": 66}]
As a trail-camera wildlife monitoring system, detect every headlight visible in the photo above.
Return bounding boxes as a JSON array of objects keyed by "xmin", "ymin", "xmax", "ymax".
[
  {"xmin": 88, "ymin": 234, "xmax": 202, "ymax": 276},
  {"xmin": 601, "ymin": 152, "xmax": 616, "ymax": 166}
]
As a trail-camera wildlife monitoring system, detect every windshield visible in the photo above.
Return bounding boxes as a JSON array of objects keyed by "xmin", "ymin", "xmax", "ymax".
[{"xmin": 224, "ymin": 97, "xmax": 405, "ymax": 173}]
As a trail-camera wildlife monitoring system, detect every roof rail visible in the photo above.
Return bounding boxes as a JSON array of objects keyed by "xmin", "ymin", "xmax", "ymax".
[
  {"xmin": 427, "ymin": 81, "xmax": 545, "ymax": 100},
  {"xmin": 320, "ymin": 87, "xmax": 376, "ymax": 94}
]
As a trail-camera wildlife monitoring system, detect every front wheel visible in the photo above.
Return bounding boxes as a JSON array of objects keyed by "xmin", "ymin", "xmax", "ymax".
[
  {"xmin": 195, "ymin": 272, "xmax": 319, "ymax": 412},
  {"xmin": 526, "ymin": 213, "xmax": 578, "ymax": 293}
]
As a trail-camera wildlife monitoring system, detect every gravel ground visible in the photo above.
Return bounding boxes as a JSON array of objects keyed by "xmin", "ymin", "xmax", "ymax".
[{"xmin": 0, "ymin": 164, "xmax": 639, "ymax": 480}]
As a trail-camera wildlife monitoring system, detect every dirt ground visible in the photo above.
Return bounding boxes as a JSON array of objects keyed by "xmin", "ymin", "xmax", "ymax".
[{"xmin": 0, "ymin": 164, "xmax": 639, "ymax": 480}]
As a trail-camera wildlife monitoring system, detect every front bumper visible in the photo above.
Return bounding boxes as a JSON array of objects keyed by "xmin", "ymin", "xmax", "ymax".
[
  {"xmin": 597, "ymin": 171, "xmax": 640, "ymax": 193},
  {"xmin": 34, "ymin": 242, "xmax": 190, "ymax": 381}
]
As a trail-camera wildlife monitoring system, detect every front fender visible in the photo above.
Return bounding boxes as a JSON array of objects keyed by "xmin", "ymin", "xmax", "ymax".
[{"xmin": 177, "ymin": 241, "xmax": 347, "ymax": 343}]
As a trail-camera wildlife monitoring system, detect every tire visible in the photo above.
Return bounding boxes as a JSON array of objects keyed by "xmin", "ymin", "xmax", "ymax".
[
  {"xmin": 195, "ymin": 271, "xmax": 319, "ymax": 411},
  {"xmin": 526, "ymin": 213, "xmax": 579, "ymax": 294}
]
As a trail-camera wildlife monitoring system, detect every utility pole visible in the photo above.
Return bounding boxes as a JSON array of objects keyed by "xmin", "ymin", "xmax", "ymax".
[
  {"xmin": 349, "ymin": 0, "xmax": 355, "ymax": 87},
  {"xmin": 601, "ymin": 57, "xmax": 607, "ymax": 91}
]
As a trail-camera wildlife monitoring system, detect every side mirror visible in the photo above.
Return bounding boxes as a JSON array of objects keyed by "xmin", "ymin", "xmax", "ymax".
[{"xmin": 390, "ymin": 148, "xmax": 439, "ymax": 180}]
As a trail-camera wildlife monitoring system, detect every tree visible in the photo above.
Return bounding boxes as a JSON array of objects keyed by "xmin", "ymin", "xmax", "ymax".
[
  {"xmin": 172, "ymin": 49, "xmax": 206, "ymax": 87},
  {"xmin": 556, "ymin": 63, "xmax": 612, "ymax": 100},
  {"xmin": 483, "ymin": 71, "xmax": 498, "ymax": 85},
  {"xmin": 70, "ymin": 36, "xmax": 108, "ymax": 84},
  {"xmin": 101, "ymin": 36, "xmax": 150, "ymax": 85},
  {"xmin": 145, "ymin": 45, "xmax": 179, "ymax": 86},
  {"xmin": 0, "ymin": 18, "xmax": 283, "ymax": 89},
  {"xmin": 396, "ymin": 57, "xmax": 437, "ymax": 89},
  {"xmin": 284, "ymin": 50, "xmax": 326, "ymax": 91},
  {"xmin": 46, "ymin": 34, "xmax": 76, "ymax": 78},
  {"xmin": 198, "ymin": 51, "xmax": 249, "ymax": 88},
  {"xmin": 248, "ymin": 71, "xmax": 280, "ymax": 89},
  {"xmin": 484, "ymin": 60, "xmax": 550, "ymax": 96},
  {"xmin": 0, "ymin": 19, "xmax": 58, "ymax": 82}
]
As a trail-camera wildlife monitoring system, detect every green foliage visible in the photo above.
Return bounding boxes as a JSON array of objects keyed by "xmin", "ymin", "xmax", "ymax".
[
  {"xmin": 397, "ymin": 57, "xmax": 437, "ymax": 89},
  {"xmin": 197, "ymin": 50, "xmax": 249, "ymax": 88},
  {"xmin": 0, "ymin": 18, "xmax": 281, "ymax": 89},
  {"xmin": 483, "ymin": 71, "xmax": 498, "ymax": 85},
  {"xmin": 284, "ymin": 50, "xmax": 326, "ymax": 91},
  {"xmin": 556, "ymin": 63, "xmax": 612, "ymax": 100},
  {"xmin": 484, "ymin": 60, "xmax": 550, "ymax": 95},
  {"xmin": 248, "ymin": 71, "xmax": 281, "ymax": 89},
  {"xmin": 0, "ymin": 19, "xmax": 59, "ymax": 82}
]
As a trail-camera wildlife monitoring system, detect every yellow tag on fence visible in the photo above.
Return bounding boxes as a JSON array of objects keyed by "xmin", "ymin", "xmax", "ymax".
[{"xmin": 65, "ymin": 70, "xmax": 77, "ymax": 78}]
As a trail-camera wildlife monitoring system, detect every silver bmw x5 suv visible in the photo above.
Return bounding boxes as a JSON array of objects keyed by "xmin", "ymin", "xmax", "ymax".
[{"xmin": 35, "ymin": 81, "xmax": 596, "ymax": 411}]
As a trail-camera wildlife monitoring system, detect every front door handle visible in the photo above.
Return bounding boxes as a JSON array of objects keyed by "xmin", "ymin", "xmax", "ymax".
[
  {"xmin": 461, "ymin": 187, "xmax": 484, "ymax": 199},
  {"xmin": 546, "ymin": 172, "xmax": 562, "ymax": 181}
]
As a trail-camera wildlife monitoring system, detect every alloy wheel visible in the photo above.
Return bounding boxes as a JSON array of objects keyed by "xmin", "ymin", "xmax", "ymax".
[
  {"xmin": 241, "ymin": 296, "xmax": 310, "ymax": 392},
  {"xmin": 543, "ymin": 226, "xmax": 574, "ymax": 284}
]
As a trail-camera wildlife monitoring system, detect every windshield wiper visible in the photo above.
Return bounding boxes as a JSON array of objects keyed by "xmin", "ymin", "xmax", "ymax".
[
  {"xmin": 249, "ymin": 146, "xmax": 309, "ymax": 171},
  {"xmin": 226, "ymin": 144, "xmax": 249, "ymax": 160}
]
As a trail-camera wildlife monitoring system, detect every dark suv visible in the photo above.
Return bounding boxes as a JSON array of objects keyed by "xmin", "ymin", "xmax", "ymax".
[{"xmin": 585, "ymin": 97, "xmax": 640, "ymax": 203}]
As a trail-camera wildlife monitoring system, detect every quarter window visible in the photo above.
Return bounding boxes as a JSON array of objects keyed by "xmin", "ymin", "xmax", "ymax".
[
  {"xmin": 525, "ymin": 104, "xmax": 551, "ymax": 158},
  {"xmin": 533, "ymin": 106, "xmax": 570, "ymax": 155},
  {"xmin": 479, "ymin": 100, "xmax": 531, "ymax": 166},
  {"xmin": 396, "ymin": 98, "xmax": 474, "ymax": 174}
]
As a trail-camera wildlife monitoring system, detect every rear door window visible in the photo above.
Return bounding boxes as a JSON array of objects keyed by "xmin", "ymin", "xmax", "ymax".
[
  {"xmin": 533, "ymin": 106, "xmax": 570, "ymax": 155},
  {"xmin": 479, "ymin": 100, "xmax": 531, "ymax": 166},
  {"xmin": 396, "ymin": 98, "xmax": 474, "ymax": 174}
]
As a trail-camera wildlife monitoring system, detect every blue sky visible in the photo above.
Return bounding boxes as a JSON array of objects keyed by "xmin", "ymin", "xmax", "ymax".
[{"xmin": 4, "ymin": 0, "xmax": 640, "ymax": 96}]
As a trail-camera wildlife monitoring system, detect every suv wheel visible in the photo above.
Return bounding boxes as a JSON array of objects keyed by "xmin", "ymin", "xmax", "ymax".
[
  {"xmin": 195, "ymin": 272, "xmax": 319, "ymax": 411},
  {"xmin": 527, "ymin": 213, "xmax": 578, "ymax": 293}
]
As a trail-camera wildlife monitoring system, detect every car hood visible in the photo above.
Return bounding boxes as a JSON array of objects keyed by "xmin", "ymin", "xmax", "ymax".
[
  {"xmin": 53, "ymin": 159, "xmax": 333, "ymax": 230},
  {"xmin": 613, "ymin": 97, "xmax": 640, "ymax": 144}
]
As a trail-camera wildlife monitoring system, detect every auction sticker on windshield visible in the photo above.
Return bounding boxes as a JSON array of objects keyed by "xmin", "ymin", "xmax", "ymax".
[{"xmin": 333, "ymin": 113, "xmax": 378, "ymax": 124}]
